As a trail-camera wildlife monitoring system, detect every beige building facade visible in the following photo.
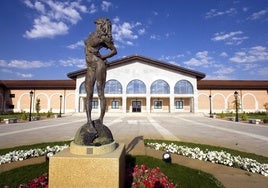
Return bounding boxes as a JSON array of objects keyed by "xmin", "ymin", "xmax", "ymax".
[{"xmin": 1, "ymin": 55, "xmax": 267, "ymax": 114}]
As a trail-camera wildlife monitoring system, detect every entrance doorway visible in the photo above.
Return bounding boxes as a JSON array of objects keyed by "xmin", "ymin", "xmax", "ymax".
[{"xmin": 132, "ymin": 101, "xmax": 141, "ymax": 112}]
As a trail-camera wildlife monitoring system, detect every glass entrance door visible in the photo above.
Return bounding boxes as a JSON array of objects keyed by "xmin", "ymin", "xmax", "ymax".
[{"xmin": 132, "ymin": 101, "xmax": 141, "ymax": 112}]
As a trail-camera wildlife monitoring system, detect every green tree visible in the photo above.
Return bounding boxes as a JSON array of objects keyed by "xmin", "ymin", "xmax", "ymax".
[{"xmin": 35, "ymin": 98, "xmax": 41, "ymax": 115}]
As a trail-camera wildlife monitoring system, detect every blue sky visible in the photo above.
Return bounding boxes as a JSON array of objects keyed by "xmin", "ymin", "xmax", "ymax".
[{"xmin": 0, "ymin": 0, "xmax": 267, "ymax": 80}]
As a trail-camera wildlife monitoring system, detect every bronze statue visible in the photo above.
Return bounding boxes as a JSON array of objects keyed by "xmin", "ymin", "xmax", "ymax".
[{"xmin": 84, "ymin": 18, "xmax": 117, "ymax": 133}]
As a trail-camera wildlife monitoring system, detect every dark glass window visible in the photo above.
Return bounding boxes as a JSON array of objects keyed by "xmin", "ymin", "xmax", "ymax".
[
  {"xmin": 175, "ymin": 101, "xmax": 184, "ymax": 109},
  {"xmin": 111, "ymin": 101, "xmax": 119, "ymax": 109},
  {"xmin": 92, "ymin": 100, "xmax": 98, "ymax": 109},
  {"xmin": 154, "ymin": 101, "xmax": 162, "ymax": 109}
]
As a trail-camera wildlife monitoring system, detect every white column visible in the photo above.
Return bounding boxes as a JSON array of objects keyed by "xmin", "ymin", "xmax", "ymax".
[
  {"xmin": 122, "ymin": 95, "xmax": 127, "ymax": 113},
  {"xmin": 146, "ymin": 95, "xmax": 151, "ymax": 112},
  {"xmin": 170, "ymin": 93, "xmax": 174, "ymax": 113}
]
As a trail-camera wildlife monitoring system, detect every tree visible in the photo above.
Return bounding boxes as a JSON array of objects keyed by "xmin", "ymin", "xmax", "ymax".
[
  {"xmin": 35, "ymin": 98, "xmax": 41, "ymax": 115},
  {"xmin": 264, "ymin": 102, "xmax": 268, "ymax": 114}
]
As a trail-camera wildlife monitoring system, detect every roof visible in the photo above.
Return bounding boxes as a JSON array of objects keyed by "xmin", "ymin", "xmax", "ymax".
[
  {"xmin": 67, "ymin": 54, "xmax": 206, "ymax": 80},
  {"xmin": 198, "ymin": 80, "xmax": 268, "ymax": 90},
  {"xmin": 0, "ymin": 80, "xmax": 76, "ymax": 89}
]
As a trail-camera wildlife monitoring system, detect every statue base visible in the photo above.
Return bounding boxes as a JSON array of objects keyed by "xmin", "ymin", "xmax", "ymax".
[
  {"xmin": 49, "ymin": 143, "xmax": 125, "ymax": 188},
  {"xmin": 70, "ymin": 141, "xmax": 117, "ymax": 155}
]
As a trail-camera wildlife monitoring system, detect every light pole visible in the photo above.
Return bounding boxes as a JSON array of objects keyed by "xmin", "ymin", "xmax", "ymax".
[
  {"xmin": 29, "ymin": 90, "xmax": 33, "ymax": 121},
  {"xmin": 209, "ymin": 95, "xmax": 212, "ymax": 117},
  {"xmin": 59, "ymin": 95, "xmax": 62, "ymax": 117},
  {"xmin": 234, "ymin": 91, "xmax": 239, "ymax": 122}
]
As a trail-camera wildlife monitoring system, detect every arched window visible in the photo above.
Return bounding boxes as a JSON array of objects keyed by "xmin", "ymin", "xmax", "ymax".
[
  {"xmin": 127, "ymin": 79, "xmax": 146, "ymax": 94},
  {"xmin": 79, "ymin": 82, "xmax": 86, "ymax": 94},
  {"xmin": 150, "ymin": 80, "xmax": 170, "ymax": 94},
  {"xmin": 79, "ymin": 81, "xmax": 97, "ymax": 94},
  {"xmin": 105, "ymin": 79, "xmax": 122, "ymax": 94},
  {"xmin": 174, "ymin": 80, "xmax": 193, "ymax": 94}
]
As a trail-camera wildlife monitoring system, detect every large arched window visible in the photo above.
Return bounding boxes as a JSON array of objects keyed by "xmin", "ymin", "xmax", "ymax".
[
  {"xmin": 150, "ymin": 79, "xmax": 170, "ymax": 94},
  {"xmin": 79, "ymin": 82, "xmax": 86, "ymax": 94},
  {"xmin": 174, "ymin": 80, "xmax": 193, "ymax": 94},
  {"xmin": 79, "ymin": 82, "xmax": 97, "ymax": 94},
  {"xmin": 127, "ymin": 79, "xmax": 146, "ymax": 94},
  {"xmin": 105, "ymin": 79, "xmax": 122, "ymax": 94}
]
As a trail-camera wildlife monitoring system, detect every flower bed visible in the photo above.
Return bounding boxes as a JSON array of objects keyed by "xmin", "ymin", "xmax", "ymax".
[
  {"xmin": 146, "ymin": 142, "xmax": 268, "ymax": 176},
  {"xmin": 0, "ymin": 145, "xmax": 69, "ymax": 165},
  {"xmin": 126, "ymin": 164, "xmax": 176, "ymax": 188}
]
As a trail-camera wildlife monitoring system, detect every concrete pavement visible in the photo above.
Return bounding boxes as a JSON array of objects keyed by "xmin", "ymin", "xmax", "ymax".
[{"xmin": 0, "ymin": 113, "xmax": 268, "ymax": 157}]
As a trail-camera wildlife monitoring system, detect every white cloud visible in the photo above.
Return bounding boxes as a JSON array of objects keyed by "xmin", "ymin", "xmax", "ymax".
[
  {"xmin": 112, "ymin": 19, "xmax": 144, "ymax": 46},
  {"xmin": 101, "ymin": 1, "xmax": 112, "ymax": 12},
  {"xmin": 257, "ymin": 67, "xmax": 268, "ymax": 77},
  {"xmin": 138, "ymin": 28, "xmax": 145, "ymax": 35},
  {"xmin": 150, "ymin": 34, "xmax": 161, "ymax": 40},
  {"xmin": 1, "ymin": 68, "xmax": 34, "ymax": 79},
  {"xmin": 67, "ymin": 40, "xmax": 84, "ymax": 49},
  {"xmin": 183, "ymin": 51, "xmax": 214, "ymax": 67},
  {"xmin": 211, "ymin": 31, "xmax": 248, "ymax": 45},
  {"xmin": 220, "ymin": 52, "xmax": 228, "ymax": 57},
  {"xmin": 0, "ymin": 60, "xmax": 7, "ymax": 67},
  {"xmin": 89, "ymin": 3, "xmax": 97, "ymax": 14},
  {"xmin": 23, "ymin": 0, "xmax": 87, "ymax": 38},
  {"xmin": 248, "ymin": 8, "xmax": 268, "ymax": 20},
  {"xmin": 0, "ymin": 59, "xmax": 53, "ymax": 70},
  {"xmin": 16, "ymin": 73, "xmax": 34, "ymax": 78},
  {"xmin": 205, "ymin": 8, "xmax": 236, "ymax": 18},
  {"xmin": 229, "ymin": 46, "xmax": 268, "ymax": 63},
  {"xmin": 59, "ymin": 58, "xmax": 85, "ymax": 68},
  {"xmin": 214, "ymin": 67, "xmax": 235, "ymax": 75},
  {"xmin": 7, "ymin": 60, "xmax": 53, "ymax": 69},
  {"xmin": 24, "ymin": 16, "xmax": 69, "ymax": 38}
]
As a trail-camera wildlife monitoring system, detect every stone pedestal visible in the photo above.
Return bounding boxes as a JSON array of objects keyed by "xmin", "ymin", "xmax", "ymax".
[{"xmin": 49, "ymin": 143, "xmax": 125, "ymax": 188}]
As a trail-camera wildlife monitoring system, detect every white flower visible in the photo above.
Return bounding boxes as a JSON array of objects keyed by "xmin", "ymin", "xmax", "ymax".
[
  {"xmin": 0, "ymin": 144, "xmax": 69, "ymax": 165},
  {"xmin": 146, "ymin": 142, "xmax": 268, "ymax": 177}
]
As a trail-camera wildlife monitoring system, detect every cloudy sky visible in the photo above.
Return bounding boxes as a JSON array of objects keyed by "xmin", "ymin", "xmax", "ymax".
[{"xmin": 0, "ymin": 0, "xmax": 267, "ymax": 80}]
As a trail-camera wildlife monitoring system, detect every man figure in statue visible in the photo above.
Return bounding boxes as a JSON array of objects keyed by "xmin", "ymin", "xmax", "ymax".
[{"xmin": 84, "ymin": 18, "xmax": 117, "ymax": 133}]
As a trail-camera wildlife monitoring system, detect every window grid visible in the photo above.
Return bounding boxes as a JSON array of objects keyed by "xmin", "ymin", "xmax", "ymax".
[
  {"xmin": 127, "ymin": 79, "xmax": 146, "ymax": 94},
  {"xmin": 174, "ymin": 80, "xmax": 193, "ymax": 94},
  {"xmin": 154, "ymin": 101, "xmax": 162, "ymax": 109},
  {"xmin": 151, "ymin": 80, "xmax": 170, "ymax": 94},
  {"xmin": 111, "ymin": 101, "xmax": 120, "ymax": 109},
  {"xmin": 92, "ymin": 100, "xmax": 98, "ymax": 109},
  {"xmin": 175, "ymin": 101, "xmax": 184, "ymax": 109}
]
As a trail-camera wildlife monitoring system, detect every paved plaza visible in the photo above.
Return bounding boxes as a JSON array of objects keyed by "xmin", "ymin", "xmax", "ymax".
[{"xmin": 0, "ymin": 113, "xmax": 267, "ymax": 157}]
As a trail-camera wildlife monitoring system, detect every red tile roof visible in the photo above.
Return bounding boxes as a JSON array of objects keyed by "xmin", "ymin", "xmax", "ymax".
[
  {"xmin": 0, "ymin": 80, "xmax": 75, "ymax": 89},
  {"xmin": 198, "ymin": 80, "xmax": 268, "ymax": 90}
]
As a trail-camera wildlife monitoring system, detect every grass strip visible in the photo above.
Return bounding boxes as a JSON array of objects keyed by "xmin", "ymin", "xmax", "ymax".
[{"xmin": 0, "ymin": 162, "xmax": 48, "ymax": 187}]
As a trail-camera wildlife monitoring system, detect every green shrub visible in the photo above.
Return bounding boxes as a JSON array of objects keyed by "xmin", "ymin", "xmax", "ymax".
[
  {"xmin": 242, "ymin": 112, "xmax": 248, "ymax": 121},
  {"xmin": 46, "ymin": 111, "xmax": 53, "ymax": 118},
  {"xmin": 263, "ymin": 116, "xmax": 268, "ymax": 123},
  {"xmin": 220, "ymin": 111, "xmax": 225, "ymax": 118},
  {"xmin": 21, "ymin": 113, "xmax": 28, "ymax": 120}
]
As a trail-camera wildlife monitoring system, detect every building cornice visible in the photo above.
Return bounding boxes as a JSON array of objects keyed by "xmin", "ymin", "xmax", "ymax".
[{"xmin": 67, "ymin": 54, "xmax": 206, "ymax": 80}]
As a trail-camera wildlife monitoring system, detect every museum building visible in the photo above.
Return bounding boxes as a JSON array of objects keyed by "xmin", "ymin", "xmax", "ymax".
[{"xmin": 0, "ymin": 55, "xmax": 268, "ymax": 114}]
